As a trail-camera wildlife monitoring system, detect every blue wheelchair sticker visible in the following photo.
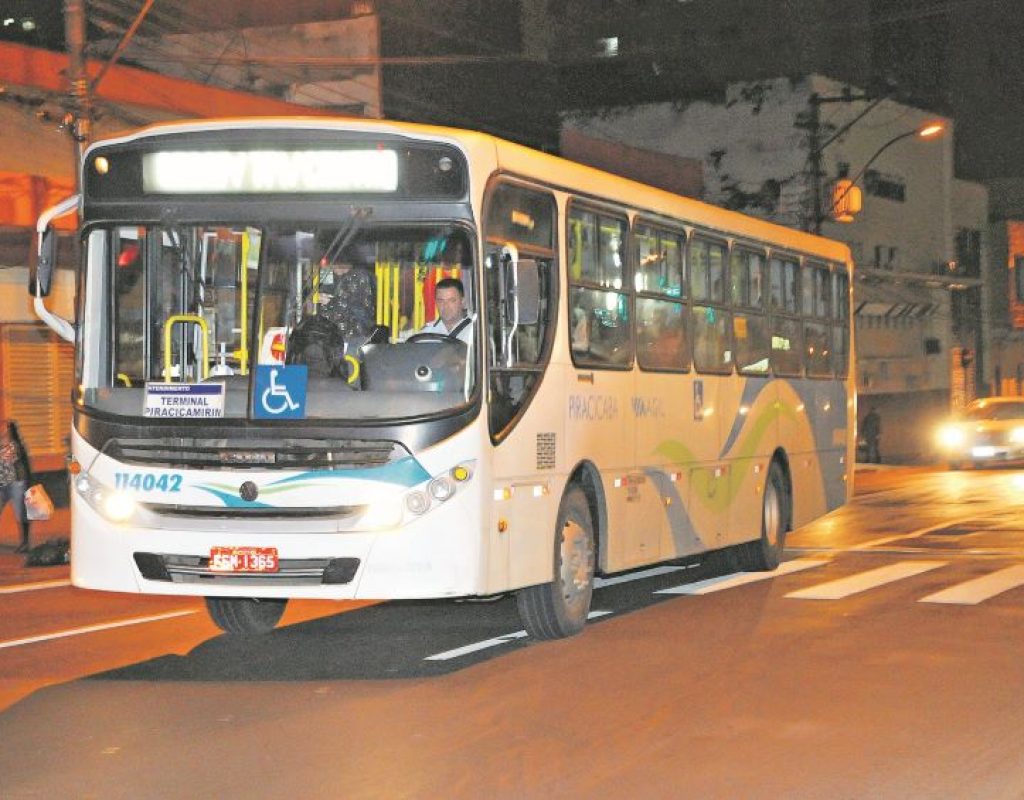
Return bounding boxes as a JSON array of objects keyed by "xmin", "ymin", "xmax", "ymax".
[{"xmin": 254, "ymin": 364, "xmax": 307, "ymax": 419}]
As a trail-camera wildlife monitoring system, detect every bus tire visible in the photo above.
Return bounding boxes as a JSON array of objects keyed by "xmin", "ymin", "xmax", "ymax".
[
  {"xmin": 740, "ymin": 461, "xmax": 788, "ymax": 572},
  {"xmin": 205, "ymin": 597, "xmax": 287, "ymax": 635},
  {"xmin": 516, "ymin": 486, "xmax": 595, "ymax": 640}
]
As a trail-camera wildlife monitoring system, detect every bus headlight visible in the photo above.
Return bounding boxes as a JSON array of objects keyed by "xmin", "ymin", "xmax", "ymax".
[
  {"xmin": 360, "ymin": 460, "xmax": 476, "ymax": 530},
  {"xmin": 405, "ymin": 491, "xmax": 430, "ymax": 515},
  {"xmin": 75, "ymin": 474, "xmax": 138, "ymax": 523},
  {"xmin": 428, "ymin": 476, "xmax": 455, "ymax": 502},
  {"xmin": 102, "ymin": 491, "xmax": 138, "ymax": 522},
  {"xmin": 936, "ymin": 424, "xmax": 965, "ymax": 449}
]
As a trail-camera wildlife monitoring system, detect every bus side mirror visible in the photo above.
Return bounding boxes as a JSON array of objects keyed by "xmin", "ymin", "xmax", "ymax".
[{"xmin": 32, "ymin": 228, "xmax": 57, "ymax": 297}]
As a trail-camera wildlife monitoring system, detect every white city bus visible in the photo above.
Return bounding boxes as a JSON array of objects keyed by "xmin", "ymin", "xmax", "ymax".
[{"xmin": 33, "ymin": 118, "xmax": 854, "ymax": 639}]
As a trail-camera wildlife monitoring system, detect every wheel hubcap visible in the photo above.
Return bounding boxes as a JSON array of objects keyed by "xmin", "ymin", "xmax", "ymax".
[
  {"xmin": 763, "ymin": 479, "xmax": 781, "ymax": 548},
  {"xmin": 559, "ymin": 517, "xmax": 593, "ymax": 606}
]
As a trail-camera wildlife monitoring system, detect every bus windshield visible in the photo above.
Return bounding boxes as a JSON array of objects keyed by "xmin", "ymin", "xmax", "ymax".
[{"xmin": 81, "ymin": 221, "xmax": 477, "ymax": 421}]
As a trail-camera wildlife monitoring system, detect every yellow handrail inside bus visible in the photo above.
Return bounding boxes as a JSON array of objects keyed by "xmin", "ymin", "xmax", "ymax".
[
  {"xmin": 344, "ymin": 354, "xmax": 360, "ymax": 384},
  {"xmin": 163, "ymin": 314, "xmax": 209, "ymax": 382},
  {"xmin": 233, "ymin": 231, "xmax": 252, "ymax": 375},
  {"xmin": 413, "ymin": 265, "xmax": 427, "ymax": 330},
  {"xmin": 391, "ymin": 262, "xmax": 400, "ymax": 339}
]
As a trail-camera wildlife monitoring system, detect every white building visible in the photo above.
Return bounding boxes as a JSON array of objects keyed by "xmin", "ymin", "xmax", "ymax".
[{"xmin": 562, "ymin": 75, "xmax": 990, "ymax": 461}]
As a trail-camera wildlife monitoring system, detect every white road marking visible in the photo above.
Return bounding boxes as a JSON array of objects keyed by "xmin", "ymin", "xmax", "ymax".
[
  {"xmin": 919, "ymin": 564, "xmax": 1024, "ymax": 605},
  {"xmin": 848, "ymin": 515, "xmax": 981, "ymax": 551},
  {"xmin": 595, "ymin": 565, "xmax": 688, "ymax": 588},
  {"xmin": 424, "ymin": 610, "xmax": 613, "ymax": 661},
  {"xmin": 655, "ymin": 558, "xmax": 830, "ymax": 596},
  {"xmin": 0, "ymin": 610, "xmax": 198, "ymax": 650},
  {"xmin": 0, "ymin": 579, "xmax": 72, "ymax": 595},
  {"xmin": 785, "ymin": 561, "xmax": 948, "ymax": 600}
]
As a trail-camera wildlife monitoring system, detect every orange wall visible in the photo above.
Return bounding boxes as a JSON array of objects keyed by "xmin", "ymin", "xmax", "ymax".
[
  {"xmin": 0, "ymin": 173, "xmax": 76, "ymax": 230},
  {"xmin": 0, "ymin": 41, "xmax": 334, "ymax": 120},
  {"xmin": 1008, "ymin": 220, "xmax": 1024, "ymax": 329}
]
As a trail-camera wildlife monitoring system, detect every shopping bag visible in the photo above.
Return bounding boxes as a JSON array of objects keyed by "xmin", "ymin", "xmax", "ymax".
[{"xmin": 24, "ymin": 483, "xmax": 54, "ymax": 521}]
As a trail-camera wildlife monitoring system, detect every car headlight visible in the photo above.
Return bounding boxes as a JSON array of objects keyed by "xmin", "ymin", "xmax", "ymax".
[
  {"xmin": 1010, "ymin": 427, "xmax": 1024, "ymax": 444},
  {"xmin": 936, "ymin": 424, "xmax": 965, "ymax": 449}
]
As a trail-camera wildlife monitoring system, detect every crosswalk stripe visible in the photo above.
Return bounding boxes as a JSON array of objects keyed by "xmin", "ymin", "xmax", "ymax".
[
  {"xmin": 785, "ymin": 561, "xmax": 948, "ymax": 600},
  {"xmin": 919, "ymin": 564, "xmax": 1024, "ymax": 605},
  {"xmin": 655, "ymin": 558, "xmax": 830, "ymax": 596}
]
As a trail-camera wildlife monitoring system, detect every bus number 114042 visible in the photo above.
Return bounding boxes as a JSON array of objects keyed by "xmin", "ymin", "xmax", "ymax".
[{"xmin": 113, "ymin": 472, "xmax": 183, "ymax": 492}]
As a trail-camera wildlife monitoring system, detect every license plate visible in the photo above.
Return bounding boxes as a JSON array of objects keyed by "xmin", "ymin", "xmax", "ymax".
[
  {"xmin": 972, "ymin": 446, "xmax": 997, "ymax": 458},
  {"xmin": 209, "ymin": 546, "xmax": 279, "ymax": 573}
]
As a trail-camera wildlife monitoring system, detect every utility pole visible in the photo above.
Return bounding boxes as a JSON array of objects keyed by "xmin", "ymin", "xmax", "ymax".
[
  {"xmin": 806, "ymin": 89, "xmax": 878, "ymax": 234},
  {"xmin": 64, "ymin": 0, "xmax": 91, "ymax": 186},
  {"xmin": 808, "ymin": 94, "xmax": 823, "ymax": 235}
]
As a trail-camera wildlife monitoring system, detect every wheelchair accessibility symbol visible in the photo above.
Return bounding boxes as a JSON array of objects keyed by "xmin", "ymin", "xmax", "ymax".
[{"xmin": 254, "ymin": 364, "xmax": 307, "ymax": 419}]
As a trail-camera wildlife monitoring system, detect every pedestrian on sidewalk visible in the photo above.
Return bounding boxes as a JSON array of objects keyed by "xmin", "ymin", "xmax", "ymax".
[
  {"xmin": 861, "ymin": 407, "xmax": 882, "ymax": 464},
  {"xmin": 0, "ymin": 420, "xmax": 32, "ymax": 552}
]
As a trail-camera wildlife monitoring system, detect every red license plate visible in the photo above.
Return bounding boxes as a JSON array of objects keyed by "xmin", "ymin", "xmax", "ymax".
[{"xmin": 209, "ymin": 546, "xmax": 279, "ymax": 573}]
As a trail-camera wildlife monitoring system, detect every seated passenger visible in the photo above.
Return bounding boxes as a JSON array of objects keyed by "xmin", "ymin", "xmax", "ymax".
[{"xmin": 420, "ymin": 277, "xmax": 473, "ymax": 344}]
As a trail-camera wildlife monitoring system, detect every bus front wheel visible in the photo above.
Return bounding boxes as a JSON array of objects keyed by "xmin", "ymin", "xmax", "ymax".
[
  {"xmin": 205, "ymin": 597, "xmax": 287, "ymax": 635},
  {"xmin": 739, "ymin": 461, "xmax": 788, "ymax": 572},
  {"xmin": 516, "ymin": 486, "xmax": 596, "ymax": 640}
]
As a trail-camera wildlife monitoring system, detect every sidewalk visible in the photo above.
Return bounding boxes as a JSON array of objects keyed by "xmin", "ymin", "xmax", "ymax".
[{"xmin": 0, "ymin": 507, "xmax": 71, "ymax": 584}]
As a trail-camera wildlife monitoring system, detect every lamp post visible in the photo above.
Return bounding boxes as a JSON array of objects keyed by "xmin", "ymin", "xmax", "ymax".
[{"xmin": 817, "ymin": 121, "xmax": 945, "ymax": 231}]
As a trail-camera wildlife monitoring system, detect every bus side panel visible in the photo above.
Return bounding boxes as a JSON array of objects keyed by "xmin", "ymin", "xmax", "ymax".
[
  {"xmin": 618, "ymin": 367, "xmax": 664, "ymax": 569},
  {"xmin": 777, "ymin": 379, "xmax": 829, "ymax": 529},
  {"xmin": 564, "ymin": 365, "xmax": 633, "ymax": 574},
  {"xmin": 677, "ymin": 372, "xmax": 731, "ymax": 554},
  {"xmin": 719, "ymin": 373, "xmax": 778, "ymax": 548},
  {"xmin": 489, "ymin": 363, "xmax": 567, "ymax": 593},
  {"xmin": 635, "ymin": 371, "xmax": 694, "ymax": 561}
]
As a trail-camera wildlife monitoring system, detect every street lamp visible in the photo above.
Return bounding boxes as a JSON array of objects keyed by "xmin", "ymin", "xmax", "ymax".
[{"xmin": 815, "ymin": 121, "xmax": 945, "ymax": 232}]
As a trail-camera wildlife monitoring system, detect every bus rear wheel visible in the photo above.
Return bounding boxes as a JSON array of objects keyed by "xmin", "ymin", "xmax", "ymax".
[
  {"xmin": 739, "ymin": 461, "xmax": 788, "ymax": 572},
  {"xmin": 516, "ymin": 486, "xmax": 595, "ymax": 640},
  {"xmin": 205, "ymin": 597, "xmax": 287, "ymax": 635}
]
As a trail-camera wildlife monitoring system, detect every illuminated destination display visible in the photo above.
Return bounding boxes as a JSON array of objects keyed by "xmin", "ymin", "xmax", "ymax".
[{"xmin": 141, "ymin": 149, "xmax": 399, "ymax": 194}]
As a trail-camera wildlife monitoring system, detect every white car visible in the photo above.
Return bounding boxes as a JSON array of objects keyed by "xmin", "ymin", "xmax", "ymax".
[{"xmin": 935, "ymin": 397, "xmax": 1024, "ymax": 468}]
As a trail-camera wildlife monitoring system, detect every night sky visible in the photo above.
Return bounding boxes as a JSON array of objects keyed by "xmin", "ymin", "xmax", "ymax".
[{"xmin": 3, "ymin": 0, "xmax": 1022, "ymax": 181}]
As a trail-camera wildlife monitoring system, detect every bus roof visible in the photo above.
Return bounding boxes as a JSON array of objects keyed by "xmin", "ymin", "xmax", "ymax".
[{"xmin": 84, "ymin": 116, "xmax": 852, "ymax": 265}]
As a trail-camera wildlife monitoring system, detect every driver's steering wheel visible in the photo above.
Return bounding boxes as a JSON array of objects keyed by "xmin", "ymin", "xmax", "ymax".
[{"xmin": 406, "ymin": 332, "xmax": 460, "ymax": 344}]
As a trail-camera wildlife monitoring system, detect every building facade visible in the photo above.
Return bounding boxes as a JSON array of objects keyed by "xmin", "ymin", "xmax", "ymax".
[
  {"xmin": 986, "ymin": 180, "xmax": 1024, "ymax": 398},
  {"xmin": 562, "ymin": 75, "xmax": 990, "ymax": 461}
]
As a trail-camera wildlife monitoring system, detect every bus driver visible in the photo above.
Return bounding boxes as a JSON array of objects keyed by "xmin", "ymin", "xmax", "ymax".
[{"xmin": 420, "ymin": 277, "xmax": 473, "ymax": 344}]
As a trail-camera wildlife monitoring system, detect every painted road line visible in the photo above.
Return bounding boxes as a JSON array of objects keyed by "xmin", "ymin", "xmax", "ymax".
[
  {"xmin": 595, "ymin": 565, "xmax": 688, "ymax": 588},
  {"xmin": 0, "ymin": 579, "xmax": 72, "ymax": 595},
  {"xmin": 0, "ymin": 610, "xmax": 198, "ymax": 650},
  {"xmin": 424, "ymin": 610, "xmax": 613, "ymax": 661},
  {"xmin": 849, "ymin": 515, "xmax": 983, "ymax": 551},
  {"xmin": 919, "ymin": 564, "xmax": 1024, "ymax": 605},
  {"xmin": 655, "ymin": 559, "xmax": 830, "ymax": 596},
  {"xmin": 785, "ymin": 561, "xmax": 948, "ymax": 601}
]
